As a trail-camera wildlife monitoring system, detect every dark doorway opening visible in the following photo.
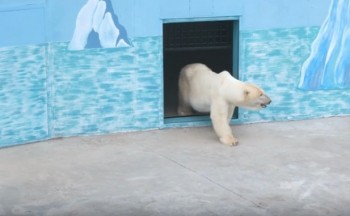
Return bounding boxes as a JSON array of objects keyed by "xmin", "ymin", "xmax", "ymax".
[{"xmin": 163, "ymin": 20, "xmax": 239, "ymax": 120}]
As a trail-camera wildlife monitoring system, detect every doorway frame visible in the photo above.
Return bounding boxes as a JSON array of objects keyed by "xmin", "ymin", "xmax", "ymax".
[{"xmin": 162, "ymin": 16, "xmax": 240, "ymax": 125}]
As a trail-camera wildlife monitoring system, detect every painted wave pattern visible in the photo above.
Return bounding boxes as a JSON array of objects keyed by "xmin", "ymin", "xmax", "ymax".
[
  {"xmin": 0, "ymin": 45, "xmax": 48, "ymax": 147},
  {"xmin": 50, "ymin": 37, "xmax": 162, "ymax": 137},
  {"xmin": 2, "ymin": 27, "xmax": 350, "ymax": 147},
  {"xmin": 240, "ymin": 27, "xmax": 350, "ymax": 123},
  {"xmin": 299, "ymin": 0, "xmax": 350, "ymax": 90},
  {"xmin": 0, "ymin": 38, "xmax": 162, "ymax": 147}
]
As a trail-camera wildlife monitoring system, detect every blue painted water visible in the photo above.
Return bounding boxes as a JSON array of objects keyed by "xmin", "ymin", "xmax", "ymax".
[
  {"xmin": 1, "ymin": 27, "xmax": 350, "ymax": 147},
  {"xmin": 50, "ymin": 37, "xmax": 162, "ymax": 137},
  {"xmin": 0, "ymin": 45, "xmax": 48, "ymax": 146},
  {"xmin": 240, "ymin": 27, "xmax": 350, "ymax": 123}
]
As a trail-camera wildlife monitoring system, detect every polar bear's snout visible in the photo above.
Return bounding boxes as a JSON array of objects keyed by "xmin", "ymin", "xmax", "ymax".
[
  {"xmin": 259, "ymin": 95, "xmax": 272, "ymax": 108},
  {"xmin": 258, "ymin": 94, "xmax": 272, "ymax": 108}
]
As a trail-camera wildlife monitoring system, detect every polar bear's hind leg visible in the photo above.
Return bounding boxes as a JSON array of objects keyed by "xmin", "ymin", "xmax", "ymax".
[{"xmin": 178, "ymin": 71, "xmax": 193, "ymax": 116}]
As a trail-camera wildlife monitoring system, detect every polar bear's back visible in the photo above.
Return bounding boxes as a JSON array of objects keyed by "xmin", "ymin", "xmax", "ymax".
[
  {"xmin": 179, "ymin": 63, "xmax": 222, "ymax": 112},
  {"xmin": 181, "ymin": 63, "xmax": 211, "ymax": 74},
  {"xmin": 179, "ymin": 63, "xmax": 218, "ymax": 86}
]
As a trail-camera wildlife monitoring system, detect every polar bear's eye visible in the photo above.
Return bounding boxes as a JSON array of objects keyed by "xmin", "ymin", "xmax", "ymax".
[{"xmin": 260, "ymin": 93, "xmax": 263, "ymax": 96}]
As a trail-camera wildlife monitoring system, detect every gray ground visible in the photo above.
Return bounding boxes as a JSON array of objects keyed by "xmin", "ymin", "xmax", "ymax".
[{"xmin": 1, "ymin": 116, "xmax": 350, "ymax": 216}]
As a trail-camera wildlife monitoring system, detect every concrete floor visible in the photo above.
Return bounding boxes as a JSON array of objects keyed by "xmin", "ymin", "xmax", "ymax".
[{"xmin": 0, "ymin": 117, "xmax": 350, "ymax": 216}]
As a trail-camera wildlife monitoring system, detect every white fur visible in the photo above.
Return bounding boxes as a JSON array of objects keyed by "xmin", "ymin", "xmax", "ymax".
[{"xmin": 178, "ymin": 63, "xmax": 271, "ymax": 146}]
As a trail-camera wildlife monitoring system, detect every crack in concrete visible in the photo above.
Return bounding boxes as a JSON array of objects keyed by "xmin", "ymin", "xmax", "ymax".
[{"xmin": 157, "ymin": 153, "xmax": 267, "ymax": 211}]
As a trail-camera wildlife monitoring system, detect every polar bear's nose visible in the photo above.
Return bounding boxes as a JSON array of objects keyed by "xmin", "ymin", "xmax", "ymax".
[{"xmin": 260, "ymin": 98, "xmax": 271, "ymax": 108}]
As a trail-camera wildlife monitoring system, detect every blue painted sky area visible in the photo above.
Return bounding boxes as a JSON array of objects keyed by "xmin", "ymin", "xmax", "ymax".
[
  {"xmin": 0, "ymin": 3, "xmax": 46, "ymax": 46},
  {"xmin": 0, "ymin": 0, "xmax": 331, "ymax": 47}
]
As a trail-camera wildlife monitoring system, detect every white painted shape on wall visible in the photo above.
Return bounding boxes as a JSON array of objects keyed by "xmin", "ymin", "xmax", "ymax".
[
  {"xmin": 69, "ymin": 0, "xmax": 98, "ymax": 50},
  {"xmin": 92, "ymin": 0, "xmax": 106, "ymax": 32},
  {"xmin": 116, "ymin": 39, "xmax": 130, "ymax": 47},
  {"xmin": 99, "ymin": 12, "xmax": 119, "ymax": 48}
]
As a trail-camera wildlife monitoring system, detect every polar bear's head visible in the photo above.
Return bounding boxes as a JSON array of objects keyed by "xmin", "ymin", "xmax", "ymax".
[{"xmin": 241, "ymin": 84, "xmax": 271, "ymax": 110}]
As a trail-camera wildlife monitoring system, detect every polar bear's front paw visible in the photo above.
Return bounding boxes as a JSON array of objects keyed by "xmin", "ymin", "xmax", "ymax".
[{"xmin": 220, "ymin": 136, "xmax": 238, "ymax": 146}]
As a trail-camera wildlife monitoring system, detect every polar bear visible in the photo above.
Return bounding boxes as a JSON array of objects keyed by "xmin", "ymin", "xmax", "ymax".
[{"xmin": 178, "ymin": 63, "xmax": 271, "ymax": 146}]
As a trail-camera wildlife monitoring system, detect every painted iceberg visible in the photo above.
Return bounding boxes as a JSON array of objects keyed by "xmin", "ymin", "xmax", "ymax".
[
  {"xmin": 69, "ymin": 0, "xmax": 131, "ymax": 50},
  {"xmin": 299, "ymin": 0, "xmax": 350, "ymax": 90}
]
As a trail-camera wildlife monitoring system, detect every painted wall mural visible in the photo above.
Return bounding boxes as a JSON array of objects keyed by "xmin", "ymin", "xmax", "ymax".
[
  {"xmin": 299, "ymin": 0, "xmax": 350, "ymax": 90},
  {"xmin": 1, "ymin": 0, "xmax": 349, "ymax": 148},
  {"xmin": 69, "ymin": 0, "xmax": 131, "ymax": 50}
]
